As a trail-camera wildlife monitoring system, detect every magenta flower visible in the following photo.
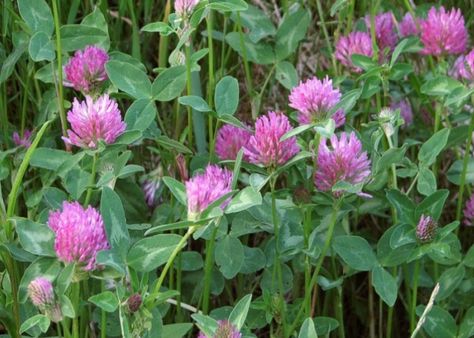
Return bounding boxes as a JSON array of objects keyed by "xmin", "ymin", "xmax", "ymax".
[
  {"xmin": 420, "ymin": 6, "xmax": 467, "ymax": 56},
  {"xmin": 244, "ymin": 111, "xmax": 299, "ymax": 167},
  {"xmin": 416, "ymin": 215, "xmax": 437, "ymax": 242},
  {"xmin": 390, "ymin": 99, "xmax": 413, "ymax": 127},
  {"xmin": 315, "ymin": 132, "xmax": 371, "ymax": 193},
  {"xmin": 48, "ymin": 201, "xmax": 109, "ymax": 271},
  {"xmin": 185, "ymin": 164, "xmax": 233, "ymax": 220},
  {"xmin": 335, "ymin": 32, "xmax": 374, "ymax": 72},
  {"xmin": 464, "ymin": 193, "xmax": 474, "ymax": 226},
  {"xmin": 12, "ymin": 130, "xmax": 32, "ymax": 148},
  {"xmin": 365, "ymin": 12, "xmax": 398, "ymax": 52},
  {"xmin": 288, "ymin": 76, "xmax": 345, "ymax": 128},
  {"xmin": 197, "ymin": 320, "xmax": 242, "ymax": 338},
  {"xmin": 174, "ymin": 0, "xmax": 199, "ymax": 17},
  {"xmin": 451, "ymin": 49, "xmax": 474, "ymax": 81},
  {"xmin": 28, "ymin": 277, "xmax": 62, "ymax": 322},
  {"xmin": 64, "ymin": 45, "xmax": 109, "ymax": 94},
  {"xmin": 63, "ymin": 94, "xmax": 126, "ymax": 149},
  {"xmin": 215, "ymin": 124, "xmax": 252, "ymax": 161},
  {"xmin": 141, "ymin": 165, "xmax": 164, "ymax": 208},
  {"xmin": 399, "ymin": 13, "xmax": 419, "ymax": 37}
]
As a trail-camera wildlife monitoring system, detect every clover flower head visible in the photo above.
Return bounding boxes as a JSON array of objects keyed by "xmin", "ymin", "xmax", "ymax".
[
  {"xmin": 48, "ymin": 201, "xmax": 109, "ymax": 271},
  {"xmin": 175, "ymin": 0, "xmax": 199, "ymax": 17},
  {"xmin": 451, "ymin": 49, "xmax": 474, "ymax": 81},
  {"xmin": 365, "ymin": 12, "xmax": 398, "ymax": 52},
  {"xmin": 464, "ymin": 193, "xmax": 474, "ymax": 226},
  {"xmin": 63, "ymin": 94, "xmax": 126, "ymax": 149},
  {"xmin": 416, "ymin": 215, "xmax": 437, "ymax": 242},
  {"xmin": 244, "ymin": 111, "xmax": 299, "ymax": 167},
  {"xmin": 335, "ymin": 32, "xmax": 374, "ymax": 72},
  {"xmin": 420, "ymin": 6, "xmax": 467, "ymax": 56},
  {"xmin": 399, "ymin": 13, "xmax": 420, "ymax": 37},
  {"xmin": 215, "ymin": 124, "xmax": 252, "ymax": 161},
  {"xmin": 12, "ymin": 130, "xmax": 32, "ymax": 148},
  {"xmin": 28, "ymin": 277, "xmax": 62, "ymax": 322}
]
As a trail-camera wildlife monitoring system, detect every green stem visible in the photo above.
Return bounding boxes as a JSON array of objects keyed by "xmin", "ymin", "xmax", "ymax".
[
  {"xmin": 101, "ymin": 280, "xmax": 107, "ymax": 338},
  {"xmin": 202, "ymin": 226, "xmax": 219, "ymax": 314},
  {"xmin": 410, "ymin": 260, "xmax": 420, "ymax": 333},
  {"xmin": 287, "ymin": 199, "xmax": 341, "ymax": 336},
  {"xmin": 235, "ymin": 13, "xmax": 254, "ymax": 118},
  {"xmin": 206, "ymin": 10, "xmax": 215, "ymax": 157},
  {"xmin": 315, "ymin": 0, "xmax": 338, "ymax": 75},
  {"xmin": 185, "ymin": 44, "xmax": 193, "ymax": 149},
  {"xmin": 147, "ymin": 226, "xmax": 196, "ymax": 308},
  {"xmin": 303, "ymin": 208, "xmax": 312, "ymax": 317},
  {"xmin": 270, "ymin": 177, "xmax": 286, "ymax": 335},
  {"xmin": 386, "ymin": 267, "xmax": 397, "ymax": 338},
  {"xmin": 51, "ymin": 0, "xmax": 68, "ymax": 139},
  {"xmin": 72, "ymin": 283, "xmax": 80, "ymax": 338},
  {"xmin": 84, "ymin": 153, "xmax": 98, "ymax": 206},
  {"xmin": 455, "ymin": 109, "xmax": 474, "ymax": 223}
]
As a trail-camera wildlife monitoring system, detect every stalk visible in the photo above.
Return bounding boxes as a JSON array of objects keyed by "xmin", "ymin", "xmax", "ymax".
[
  {"xmin": 51, "ymin": 0, "xmax": 68, "ymax": 139},
  {"xmin": 202, "ymin": 226, "xmax": 219, "ymax": 314},
  {"xmin": 101, "ymin": 280, "xmax": 107, "ymax": 338},
  {"xmin": 72, "ymin": 282, "xmax": 80, "ymax": 338},
  {"xmin": 315, "ymin": 0, "xmax": 338, "ymax": 75},
  {"xmin": 235, "ymin": 13, "xmax": 254, "ymax": 118},
  {"xmin": 84, "ymin": 153, "xmax": 98, "ymax": 206},
  {"xmin": 206, "ymin": 10, "xmax": 215, "ymax": 156},
  {"xmin": 147, "ymin": 226, "xmax": 196, "ymax": 307},
  {"xmin": 185, "ymin": 44, "xmax": 193, "ymax": 149},
  {"xmin": 410, "ymin": 260, "xmax": 420, "ymax": 333},
  {"xmin": 287, "ymin": 199, "xmax": 341, "ymax": 336},
  {"xmin": 455, "ymin": 106, "xmax": 474, "ymax": 224}
]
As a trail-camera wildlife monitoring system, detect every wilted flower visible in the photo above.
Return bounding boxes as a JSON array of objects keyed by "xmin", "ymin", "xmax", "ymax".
[
  {"xmin": 365, "ymin": 12, "xmax": 398, "ymax": 52},
  {"xmin": 12, "ymin": 130, "xmax": 32, "ymax": 148},
  {"xmin": 127, "ymin": 293, "xmax": 142, "ymax": 313},
  {"xmin": 48, "ymin": 201, "xmax": 109, "ymax": 271},
  {"xmin": 64, "ymin": 45, "xmax": 109, "ymax": 94},
  {"xmin": 450, "ymin": 49, "xmax": 474, "ymax": 81},
  {"xmin": 197, "ymin": 320, "xmax": 242, "ymax": 338},
  {"xmin": 399, "ymin": 13, "xmax": 419, "ymax": 37},
  {"xmin": 215, "ymin": 124, "xmax": 252, "ymax": 161},
  {"xmin": 63, "ymin": 94, "xmax": 126, "ymax": 149},
  {"xmin": 335, "ymin": 32, "xmax": 374, "ymax": 72},
  {"xmin": 288, "ymin": 76, "xmax": 345, "ymax": 128},
  {"xmin": 244, "ymin": 111, "xmax": 299, "ymax": 167},
  {"xmin": 464, "ymin": 193, "xmax": 474, "ymax": 226},
  {"xmin": 185, "ymin": 164, "xmax": 233, "ymax": 220},
  {"xmin": 315, "ymin": 132, "xmax": 371, "ymax": 193},
  {"xmin": 420, "ymin": 6, "xmax": 467, "ymax": 56},
  {"xmin": 416, "ymin": 215, "xmax": 437, "ymax": 242},
  {"xmin": 390, "ymin": 99, "xmax": 413, "ymax": 127},
  {"xmin": 174, "ymin": 0, "xmax": 199, "ymax": 17},
  {"xmin": 379, "ymin": 108, "xmax": 396, "ymax": 137},
  {"xmin": 28, "ymin": 277, "xmax": 62, "ymax": 322}
]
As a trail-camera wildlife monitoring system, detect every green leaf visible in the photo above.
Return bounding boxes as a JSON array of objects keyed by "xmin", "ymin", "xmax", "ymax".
[
  {"xmin": 215, "ymin": 235, "xmax": 244, "ymax": 279},
  {"xmin": 56, "ymin": 264, "xmax": 75, "ymax": 295},
  {"xmin": 299, "ymin": 318, "xmax": 318, "ymax": 338},
  {"xmin": 154, "ymin": 135, "xmax": 193, "ymax": 154},
  {"xmin": 89, "ymin": 291, "xmax": 119, "ymax": 312},
  {"xmin": 459, "ymin": 307, "xmax": 474, "ymax": 338},
  {"xmin": 124, "ymin": 99, "xmax": 157, "ymax": 132},
  {"xmin": 96, "ymin": 250, "xmax": 126, "ymax": 275},
  {"xmin": 351, "ymin": 54, "xmax": 377, "ymax": 71},
  {"xmin": 100, "ymin": 187, "xmax": 130, "ymax": 259},
  {"xmin": 20, "ymin": 314, "xmax": 50, "ymax": 334},
  {"xmin": 225, "ymin": 32, "xmax": 275, "ymax": 65},
  {"xmin": 179, "ymin": 251, "xmax": 203, "ymax": 271},
  {"xmin": 416, "ymin": 305, "xmax": 457, "ymax": 338},
  {"xmin": 375, "ymin": 145, "xmax": 407, "ymax": 174},
  {"xmin": 215, "ymin": 76, "xmax": 239, "ymax": 116},
  {"xmin": 416, "ymin": 189, "xmax": 449, "ymax": 221},
  {"xmin": 60, "ymin": 24, "xmax": 108, "ymax": 51},
  {"xmin": 437, "ymin": 265, "xmax": 465, "ymax": 301},
  {"xmin": 162, "ymin": 176, "xmax": 187, "ymax": 206},
  {"xmin": 141, "ymin": 22, "xmax": 174, "ymax": 35},
  {"xmin": 386, "ymin": 189, "xmax": 415, "ymax": 224},
  {"xmin": 161, "ymin": 323, "xmax": 193, "ymax": 338},
  {"xmin": 275, "ymin": 5, "xmax": 311, "ymax": 61},
  {"xmin": 191, "ymin": 313, "xmax": 219, "ymax": 338},
  {"xmin": 390, "ymin": 38, "xmax": 411, "ymax": 67},
  {"xmin": 464, "ymin": 246, "xmax": 474, "ymax": 268},
  {"xmin": 127, "ymin": 234, "xmax": 183, "ymax": 272},
  {"xmin": 276, "ymin": 61, "xmax": 298, "ymax": 90},
  {"xmin": 230, "ymin": 5, "xmax": 276, "ymax": 43},
  {"xmin": 330, "ymin": 0, "xmax": 348, "ymax": 16},
  {"xmin": 418, "ymin": 128, "xmax": 450, "ymax": 166},
  {"xmin": 59, "ymin": 294, "xmax": 75, "ymax": 318},
  {"xmin": 17, "ymin": 0, "xmax": 54, "ymax": 36},
  {"xmin": 333, "ymin": 235, "xmax": 378, "ymax": 271},
  {"xmin": 152, "ymin": 66, "xmax": 186, "ymax": 102},
  {"xmin": 0, "ymin": 42, "xmax": 28, "ymax": 84},
  {"xmin": 208, "ymin": 0, "xmax": 248, "ymax": 11},
  {"xmin": 31, "ymin": 148, "xmax": 70, "ymax": 171},
  {"xmin": 178, "ymin": 96, "xmax": 212, "ymax": 112},
  {"xmin": 371, "ymin": 266, "xmax": 398, "ymax": 306},
  {"xmin": 417, "ymin": 166, "xmax": 437, "ymax": 196},
  {"xmin": 447, "ymin": 158, "xmax": 474, "ymax": 185},
  {"xmin": 228, "ymin": 294, "xmax": 252, "ymax": 330},
  {"xmin": 330, "ymin": 88, "xmax": 362, "ymax": 114},
  {"xmin": 421, "ymin": 76, "xmax": 463, "ymax": 96},
  {"xmin": 106, "ymin": 60, "xmax": 152, "ymax": 99},
  {"xmin": 28, "ymin": 31, "xmax": 55, "ymax": 62},
  {"xmin": 313, "ymin": 317, "xmax": 339, "ymax": 336},
  {"xmin": 280, "ymin": 124, "xmax": 315, "ymax": 142},
  {"xmin": 226, "ymin": 187, "xmax": 262, "ymax": 214},
  {"xmin": 15, "ymin": 218, "xmax": 55, "ymax": 257},
  {"xmin": 239, "ymin": 246, "xmax": 266, "ymax": 274}
]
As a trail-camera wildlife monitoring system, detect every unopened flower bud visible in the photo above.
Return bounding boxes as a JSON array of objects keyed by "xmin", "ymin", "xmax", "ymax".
[
  {"xmin": 127, "ymin": 293, "xmax": 142, "ymax": 313},
  {"xmin": 416, "ymin": 215, "xmax": 437, "ymax": 243}
]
